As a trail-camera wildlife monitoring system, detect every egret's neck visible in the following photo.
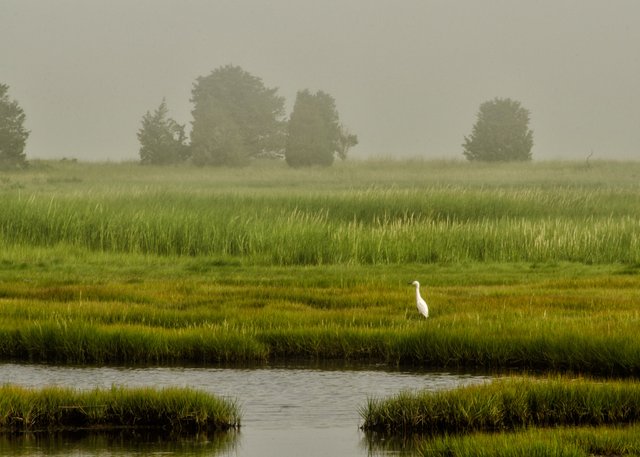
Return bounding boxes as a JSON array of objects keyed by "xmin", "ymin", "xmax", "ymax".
[{"xmin": 414, "ymin": 286, "xmax": 421, "ymax": 299}]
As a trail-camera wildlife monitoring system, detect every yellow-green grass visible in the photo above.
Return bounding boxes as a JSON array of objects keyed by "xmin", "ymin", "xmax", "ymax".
[
  {"xmin": 0, "ymin": 247, "xmax": 638, "ymax": 372},
  {"xmin": 1, "ymin": 160, "xmax": 639, "ymax": 265},
  {"xmin": 1, "ymin": 189, "xmax": 637, "ymax": 264},
  {"xmin": 360, "ymin": 377, "xmax": 640, "ymax": 435},
  {"xmin": 415, "ymin": 424, "xmax": 640, "ymax": 457},
  {"xmin": 0, "ymin": 385, "xmax": 240, "ymax": 432},
  {"xmin": 0, "ymin": 160, "xmax": 639, "ymax": 370}
]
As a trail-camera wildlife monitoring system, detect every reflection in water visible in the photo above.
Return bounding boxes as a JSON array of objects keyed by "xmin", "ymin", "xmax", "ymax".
[
  {"xmin": 0, "ymin": 363, "xmax": 489, "ymax": 456},
  {"xmin": 361, "ymin": 430, "xmax": 428, "ymax": 456},
  {"xmin": 0, "ymin": 430, "xmax": 238, "ymax": 456}
]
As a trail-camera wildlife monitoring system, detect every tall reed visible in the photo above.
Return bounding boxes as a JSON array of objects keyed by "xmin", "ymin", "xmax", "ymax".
[
  {"xmin": 0, "ymin": 190, "xmax": 638, "ymax": 264},
  {"xmin": 1, "ymin": 160, "xmax": 639, "ymax": 265}
]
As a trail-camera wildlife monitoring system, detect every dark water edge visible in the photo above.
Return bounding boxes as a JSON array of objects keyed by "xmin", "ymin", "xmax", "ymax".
[{"xmin": 0, "ymin": 430, "xmax": 238, "ymax": 456}]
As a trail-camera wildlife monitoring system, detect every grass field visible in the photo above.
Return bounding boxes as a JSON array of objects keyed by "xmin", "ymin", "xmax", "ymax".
[
  {"xmin": 1, "ymin": 159, "xmax": 639, "ymax": 440},
  {"xmin": 0, "ymin": 256, "xmax": 639, "ymax": 372},
  {"xmin": 0, "ymin": 159, "xmax": 638, "ymax": 370},
  {"xmin": 1, "ymin": 160, "xmax": 639, "ymax": 264}
]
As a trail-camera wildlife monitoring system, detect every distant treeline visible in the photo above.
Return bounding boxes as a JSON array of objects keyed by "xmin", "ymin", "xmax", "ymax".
[
  {"xmin": 3, "ymin": 70, "xmax": 535, "ymax": 170},
  {"xmin": 138, "ymin": 65, "xmax": 357, "ymax": 168}
]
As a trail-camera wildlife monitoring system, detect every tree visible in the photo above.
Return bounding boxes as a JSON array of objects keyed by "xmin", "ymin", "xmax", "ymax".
[
  {"xmin": 137, "ymin": 99, "xmax": 188, "ymax": 165},
  {"xmin": 190, "ymin": 65, "xmax": 286, "ymax": 166},
  {"xmin": 336, "ymin": 125, "xmax": 359, "ymax": 161},
  {"xmin": 463, "ymin": 97, "xmax": 533, "ymax": 162},
  {"xmin": 0, "ymin": 84, "xmax": 29, "ymax": 168},
  {"xmin": 285, "ymin": 90, "xmax": 358, "ymax": 167}
]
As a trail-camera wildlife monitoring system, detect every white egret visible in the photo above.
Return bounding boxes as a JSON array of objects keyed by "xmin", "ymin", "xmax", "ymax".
[{"xmin": 408, "ymin": 281, "xmax": 429, "ymax": 319}]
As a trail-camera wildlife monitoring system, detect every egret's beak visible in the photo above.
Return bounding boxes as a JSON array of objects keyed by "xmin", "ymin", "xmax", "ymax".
[{"xmin": 407, "ymin": 282, "xmax": 413, "ymax": 285}]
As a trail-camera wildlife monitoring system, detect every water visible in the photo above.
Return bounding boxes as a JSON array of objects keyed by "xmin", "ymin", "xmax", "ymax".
[{"xmin": 0, "ymin": 363, "xmax": 489, "ymax": 456}]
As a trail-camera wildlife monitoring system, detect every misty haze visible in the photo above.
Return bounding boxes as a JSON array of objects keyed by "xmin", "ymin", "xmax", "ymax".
[{"xmin": 2, "ymin": 0, "xmax": 639, "ymax": 162}]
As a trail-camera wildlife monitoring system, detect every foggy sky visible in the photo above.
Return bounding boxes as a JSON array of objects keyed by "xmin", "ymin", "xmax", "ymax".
[{"xmin": 2, "ymin": 0, "xmax": 639, "ymax": 162}]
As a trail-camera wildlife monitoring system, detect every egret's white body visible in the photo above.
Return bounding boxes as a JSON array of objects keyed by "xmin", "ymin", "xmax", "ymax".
[{"xmin": 409, "ymin": 281, "xmax": 429, "ymax": 319}]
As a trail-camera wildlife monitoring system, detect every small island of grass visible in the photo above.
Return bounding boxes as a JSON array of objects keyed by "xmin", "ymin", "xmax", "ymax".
[{"xmin": 0, "ymin": 385, "xmax": 240, "ymax": 433}]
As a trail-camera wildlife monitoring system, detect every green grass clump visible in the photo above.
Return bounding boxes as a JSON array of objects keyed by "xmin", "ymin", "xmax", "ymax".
[
  {"xmin": 418, "ymin": 424, "xmax": 640, "ymax": 457},
  {"xmin": 361, "ymin": 377, "xmax": 640, "ymax": 435},
  {"xmin": 0, "ymin": 385, "xmax": 240, "ymax": 432}
]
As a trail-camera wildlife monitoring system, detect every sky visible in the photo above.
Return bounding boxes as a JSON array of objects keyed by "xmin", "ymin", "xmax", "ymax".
[{"xmin": 2, "ymin": 0, "xmax": 639, "ymax": 162}]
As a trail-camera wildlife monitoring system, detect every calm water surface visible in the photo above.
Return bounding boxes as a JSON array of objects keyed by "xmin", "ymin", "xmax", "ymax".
[{"xmin": 0, "ymin": 363, "xmax": 489, "ymax": 456}]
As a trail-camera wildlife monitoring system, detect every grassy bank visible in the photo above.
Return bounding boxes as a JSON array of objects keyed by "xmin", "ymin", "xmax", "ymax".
[
  {"xmin": 0, "ymin": 247, "xmax": 638, "ymax": 371},
  {"xmin": 417, "ymin": 424, "xmax": 640, "ymax": 457},
  {"xmin": 363, "ymin": 376, "xmax": 640, "ymax": 455},
  {"xmin": 361, "ymin": 377, "xmax": 640, "ymax": 434},
  {"xmin": 0, "ymin": 385, "xmax": 240, "ymax": 433}
]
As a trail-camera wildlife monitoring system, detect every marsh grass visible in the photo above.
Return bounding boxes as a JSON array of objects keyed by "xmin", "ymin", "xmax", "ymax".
[
  {"xmin": 418, "ymin": 424, "xmax": 640, "ymax": 457},
  {"xmin": 0, "ymin": 385, "xmax": 240, "ymax": 432},
  {"xmin": 3, "ymin": 160, "xmax": 640, "ymax": 451},
  {"xmin": 0, "ymin": 161, "xmax": 639, "ymax": 369},
  {"xmin": 0, "ymin": 251, "xmax": 638, "ymax": 372},
  {"xmin": 1, "ymin": 160, "xmax": 639, "ymax": 265},
  {"xmin": 361, "ymin": 377, "xmax": 640, "ymax": 435},
  {"xmin": 1, "ymin": 191, "xmax": 638, "ymax": 264}
]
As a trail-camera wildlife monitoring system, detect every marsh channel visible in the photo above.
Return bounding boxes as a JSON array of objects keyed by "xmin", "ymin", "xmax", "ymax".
[{"xmin": 0, "ymin": 363, "xmax": 489, "ymax": 456}]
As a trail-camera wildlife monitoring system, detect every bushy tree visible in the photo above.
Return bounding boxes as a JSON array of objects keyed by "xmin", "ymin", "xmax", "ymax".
[
  {"xmin": 0, "ymin": 84, "xmax": 29, "ymax": 168},
  {"xmin": 463, "ymin": 97, "xmax": 533, "ymax": 162},
  {"xmin": 285, "ymin": 90, "xmax": 358, "ymax": 167},
  {"xmin": 190, "ymin": 65, "xmax": 286, "ymax": 166},
  {"xmin": 137, "ymin": 99, "xmax": 188, "ymax": 165}
]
